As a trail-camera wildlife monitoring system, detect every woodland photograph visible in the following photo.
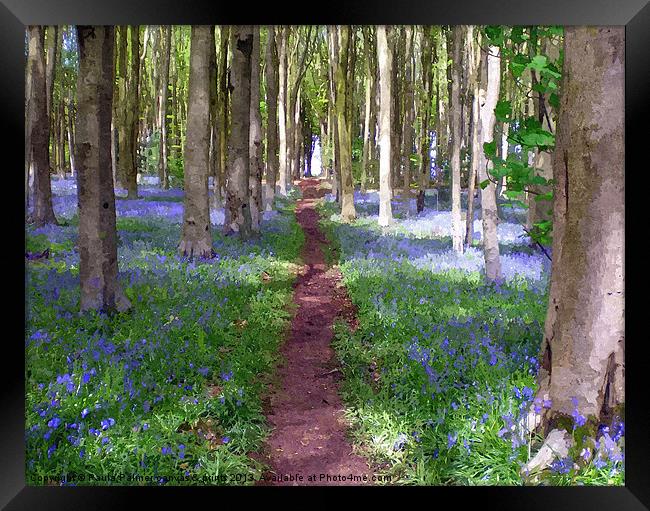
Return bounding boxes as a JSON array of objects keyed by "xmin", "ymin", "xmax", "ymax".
[{"xmin": 24, "ymin": 24, "xmax": 624, "ymax": 486}]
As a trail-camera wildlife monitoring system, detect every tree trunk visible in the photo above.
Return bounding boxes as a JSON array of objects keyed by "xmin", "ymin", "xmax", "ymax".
[
  {"xmin": 208, "ymin": 26, "xmax": 220, "ymax": 209},
  {"xmin": 179, "ymin": 26, "xmax": 213, "ymax": 258},
  {"xmin": 535, "ymin": 26, "xmax": 624, "ymax": 433},
  {"xmin": 27, "ymin": 26, "xmax": 57, "ymax": 227},
  {"xmin": 127, "ymin": 26, "xmax": 140, "ymax": 198},
  {"xmin": 360, "ymin": 27, "xmax": 375, "ymax": 193},
  {"xmin": 402, "ymin": 26, "xmax": 415, "ymax": 197},
  {"xmin": 66, "ymin": 94, "xmax": 76, "ymax": 177},
  {"xmin": 249, "ymin": 26, "xmax": 263, "ymax": 233},
  {"xmin": 376, "ymin": 25, "xmax": 394, "ymax": 227},
  {"xmin": 450, "ymin": 26, "xmax": 464, "ymax": 253},
  {"xmin": 477, "ymin": 44, "xmax": 502, "ymax": 281},
  {"xmin": 334, "ymin": 26, "xmax": 356, "ymax": 222},
  {"xmin": 465, "ymin": 26, "xmax": 480, "ymax": 247},
  {"xmin": 217, "ymin": 26, "xmax": 229, "ymax": 200},
  {"xmin": 159, "ymin": 25, "xmax": 171, "ymax": 189},
  {"xmin": 224, "ymin": 26, "xmax": 253, "ymax": 240},
  {"xmin": 265, "ymin": 25, "xmax": 279, "ymax": 210},
  {"xmin": 76, "ymin": 25, "xmax": 129, "ymax": 312},
  {"xmin": 277, "ymin": 27, "xmax": 289, "ymax": 196},
  {"xmin": 417, "ymin": 27, "xmax": 433, "ymax": 213}
]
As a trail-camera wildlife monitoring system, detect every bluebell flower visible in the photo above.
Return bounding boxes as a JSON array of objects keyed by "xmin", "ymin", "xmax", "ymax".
[
  {"xmin": 222, "ymin": 436, "xmax": 230, "ymax": 444},
  {"xmin": 162, "ymin": 446, "xmax": 172, "ymax": 455},
  {"xmin": 48, "ymin": 417, "xmax": 61, "ymax": 429}
]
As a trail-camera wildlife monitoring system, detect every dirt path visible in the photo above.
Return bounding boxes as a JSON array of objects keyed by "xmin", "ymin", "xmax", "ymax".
[{"xmin": 256, "ymin": 178, "xmax": 372, "ymax": 486}]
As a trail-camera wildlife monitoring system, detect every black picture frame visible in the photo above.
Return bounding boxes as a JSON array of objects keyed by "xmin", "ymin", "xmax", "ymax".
[{"xmin": 4, "ymin": 0, "xmax": 648, "ymax": 508}]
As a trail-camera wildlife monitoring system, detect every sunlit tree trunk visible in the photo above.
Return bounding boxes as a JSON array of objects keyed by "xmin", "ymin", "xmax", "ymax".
[
  {"xmin": 534, "ymin": 26, "xmax": 624, "ymax": 435},
  {"xmin": 465, "ymin": 26, "xmax": 480, "ymax": 248},
  {"xmin": 27, "ymin": 26, "xmax": 57, "ymax": 227},
  {"xmin": 265, "ymin": 25, "xmax": 279, "ymax": 209},
  {"xmin": 76, "ymin": 25, "xmax": 129, "ymax": 312},
  {"xmin": 179, "ymin": 26, "xmax": 213, "ymax": 258},
  {"xmin": 249, "ymin": 25, "xmax": 263, "ymax": 232},
  {"xmin": 465, "ymin": 25, "xmax": 482, "ymax": 247},
  {"xmin": 450, "ymin": 26, "xmax": 465, "ymax": 253},
  {"xmin": 333, "ymin": 25, "xmax": 356, "ymax": 222},
  {"xmin": 360, "ymin": 27, "xmax": 375, "ymax": 193},
  {"xmin": 277, "ymin": 27, "xmax": 289, "ymax": 196},
  {"xmin": 477, "ymin": 44, "xmax": 502, "ymax": 281},
  {"xmin": 376, "ymin": 25, "xmax": 393, "ymax": 227},
  {"xmin": 224, "ymin": 25, "xmax": 253, "ymax": 240}
]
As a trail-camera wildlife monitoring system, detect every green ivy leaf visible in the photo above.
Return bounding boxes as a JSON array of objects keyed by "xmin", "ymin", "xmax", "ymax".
[
  {"xmin": 495, "ymin": 100, "xmax": 513, "ymax": 122},
  {"xmin": 479, "ymin": 179, "xmax": 491, "ymax": 190},
  {"xmin": 483, "ymin": 141, "xmax": 497, "ymax": 158},
  {"xmin": 529, "ymin": 55, "xmax": 548, "ymax": 72}
]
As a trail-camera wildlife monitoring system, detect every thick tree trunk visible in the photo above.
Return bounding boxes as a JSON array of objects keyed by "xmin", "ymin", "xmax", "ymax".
[
  {"xmin": 477, "ymin": 44, "xmax": 502, "ymax": 281},
  {"xmin": 265, "ymin": 25, "xmax": 279, "ymax": 209},
  {"xmin": 224, "ymin": 26, "xmax": 253, "ymax": 240},
  {"xmin": 179, "ymin": 26, "xmax": 213, "ymax": 258},
  {"xmin": 535, "ymin": 26, "xmax": 624, "ymax": 433},
  {"xmin": 277, "ymin": 27, "xmax": 289, "ymax": 196},
  {"xmin": 249, "ymin": 26, "xmax": 263, "ymax": 232},
  {"xmin": 376, "ymin": 25, "xmax": 394, "ymax": 227},
  {"xmin": 450, "ymin": 26, "xmax": 465, "ymax": 253},
  {"xmin": 334, "ymin": 26, "xmax": 356, "ymax": 222},
  {"xmin": 158, "ymin": 26, "xmax": 171, "ymax": 189},
  {"xmin": 76, "ymin": 26, "xmax": 129, "ymax": 312},
  {"xmin": 27, "ymin": 26, "xmax": 57, "ymax": 227}
]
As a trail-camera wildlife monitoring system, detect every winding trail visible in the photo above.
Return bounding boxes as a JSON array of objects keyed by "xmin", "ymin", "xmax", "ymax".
[{"xmin": 256, "ymin": 178, "xmax": 371, "ymax": 486}]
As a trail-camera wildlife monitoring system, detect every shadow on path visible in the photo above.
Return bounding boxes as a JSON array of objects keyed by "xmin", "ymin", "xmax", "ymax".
[{"xmin": 255, "ymin": 179, "xmax": 372, "ymax": 486}]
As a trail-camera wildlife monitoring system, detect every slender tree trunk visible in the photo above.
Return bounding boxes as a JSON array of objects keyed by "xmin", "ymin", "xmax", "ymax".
[
  {"xmin": 450, "ymin": 26, "xmax": 465, "ymax": 253},
  {"xmin": 217, "ymin": 26, "xmax": 229, "ymax": 200},
  {"xmin": 126, "ymin": 26, "xmax": 140, "ymax": 198},
  {"xmin": 249, "ymin": 25, "xmax": 263, "ymax": 232},
  {"xmin": 333, "ymin": 25, "xmax": 356, "ymax": 222},
  {"xmin": 159, "ymin": 25, "xmax": 171, "ymax": 189},
  {"xmin": 45, "ymin": 26, "xmax": 58, "ymax": 170},
  {"xmin": 27, "ymin": 26, "xmax": 57, "ymax": 227},
  {"xmin": 208, "ymin": 25, "xmax": 220, "ymax": 209},
  {"xmin": 265, "ymin": 25, "xmax": 279, "ymax": 209},
  {"xmin": 417, "ymin": 27, "xmax": 433, "ymax": 213},
  {"xmin": 534, "ymin": 26, "xmax": 624, "ymax": 435},
  {"xmin": 277, "ymin": 27, "xmax": 289, "ymax": 196},
  {"xmin": 66, "ymin": 95, "xmax": 76, "ymax": 177},
  {"xmin": 377, "ymin": 25, "xmax": 393, "ymax": 227},
  {"xmin": 179, "ymin": 26, "xmax": 213, "ymax": 258},
  {"xmin": 224, "ymin": 26, "xmax": 253, "ymax": 240},
  {"xmin": 402, "ymin": 26, "xmax": 415, "ymax": 197},
  {"xmin": 360, "ymin": 27, "xmax": 375, "ymax": 193},
  {"xmin": 76, "ymin": 25, "xmax": 129, "ymax": 312},
  {"xmin": 465, "ymin": 26, "xmax": 480, "ymax": 247},
  {"xmin": 477, "ymin": 44, "xmax": 502, "ymax": 281}
]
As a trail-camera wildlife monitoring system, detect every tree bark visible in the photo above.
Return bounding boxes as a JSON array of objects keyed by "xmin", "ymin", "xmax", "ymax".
[
  {"xmin": 333, "ymin": 25, "xmax": 356, "ymax": 222},
  {"xmin": 208, "ymin": 26, "xmax": 220, "ymax": 209},
  {"xmin": 417, "ymin": 27, "xmax": 433, "ymax": 213},
  {"xmin": 277, "ymin": 27, "xmax": 289, "ymax": 196},
  {"xmin": 402, "ymin": 26, "xmax": 415, "ymax": 197},
  {"xmin": 465, "ymin": 26, "xmax": 480, "ymax": 247},
  {"xmin": 477, "ymin": 44, "xmax": 502, "ymax": 281},
  {"xmin": 224, "ymin": 26, "xmax": 253, "ymax": 240},
  {"xmin": 249, "ymin": 25, "xmax": 263, "ymax": 232},
  {"xmin": 265, "ymin": 25, "xmax": 279, "ymax": 209},
  {"xmin": 377, "ymin": 25, "xmax": 394, "ymax": 227},
  {"xmin": 217, "ymin": 26, "xmax": 229, "ymax": 200},
  {"xmin": 535, "ymin": 26, "xmax": 624, "ymax": 433},
  {"xmin": 27, "ymin": 26, "xmax": 57, "ymax": 227},
  {"xmin": 179, "ymin": 26, "xmax": 213, "ymax": 258},
  {"xmin": 158, "ymin": 25, "xmax": 171, "ymax": 189},
  {"xmin": 450, "ymin": 26, "xmax": 465, "ymax": 253},
  {"xmin": 76, "ymin": 25, "xmax": 129, "ymax": 312}
]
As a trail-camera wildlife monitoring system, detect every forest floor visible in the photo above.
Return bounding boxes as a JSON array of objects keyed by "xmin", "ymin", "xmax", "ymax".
[{"xmin": 256, "ymin": 179, "xmax": 374, "ymax": 486}]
